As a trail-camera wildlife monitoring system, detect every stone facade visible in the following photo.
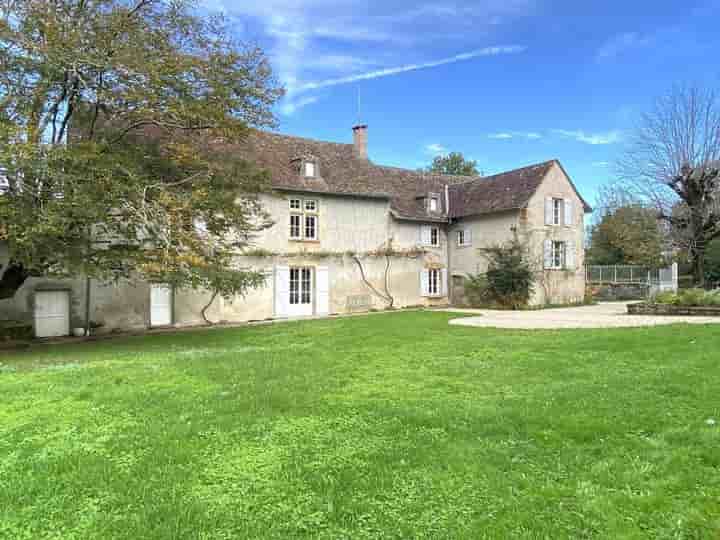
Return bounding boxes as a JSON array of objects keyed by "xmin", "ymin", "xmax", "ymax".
[{"xmin": 0, "ymin": 131, "xmax": 590, "ymax": 336}]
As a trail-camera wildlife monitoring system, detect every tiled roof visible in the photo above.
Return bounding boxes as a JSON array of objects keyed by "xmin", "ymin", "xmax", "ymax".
[
  {"xmin": 448, "ymin": 161, "xmax": 554, "ymax": 217},
  {"xmin": 232, "ymin": 130, "xmax": 590, "ymax": 221}
]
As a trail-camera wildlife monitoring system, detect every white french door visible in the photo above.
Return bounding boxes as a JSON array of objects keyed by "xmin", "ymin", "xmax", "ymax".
[
  {"xmin": 150, "ymin": 284, "xmax": 173, "ymax": 327},
  {"xmin": 288, "ymin": 267, "xmax": 313, "ymax": 317}
]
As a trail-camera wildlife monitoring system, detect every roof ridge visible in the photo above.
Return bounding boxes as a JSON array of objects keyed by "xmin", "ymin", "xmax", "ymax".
[{"xmin": 252, "ymin": 128, "xmax": 353, "ymax": 149}]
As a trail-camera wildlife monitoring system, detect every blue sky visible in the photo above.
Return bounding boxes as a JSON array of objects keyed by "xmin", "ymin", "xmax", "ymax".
[{"xmin": 202, "ymin": 0, "xmax": 720, "ymax": 205}]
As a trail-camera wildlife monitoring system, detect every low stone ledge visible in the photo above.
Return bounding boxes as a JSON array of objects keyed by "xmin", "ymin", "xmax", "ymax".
[{"xmin": 628, "ymin": 303, "xmax": 720, "ymax": 316}]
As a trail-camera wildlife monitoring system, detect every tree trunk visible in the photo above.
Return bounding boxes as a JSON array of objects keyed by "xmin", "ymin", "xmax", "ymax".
[
  {"xmin": 201, "ymin": 290, "xmax": 219, "ymax": 325},
  {"xmin": 693, "ymin": 245, "xmax": 706, "ymax": 288}
]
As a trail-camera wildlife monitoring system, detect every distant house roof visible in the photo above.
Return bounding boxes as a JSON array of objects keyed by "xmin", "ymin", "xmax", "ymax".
[{"xmin": 232, "ymin": 130, "xmax": 591, "ymax": 221}]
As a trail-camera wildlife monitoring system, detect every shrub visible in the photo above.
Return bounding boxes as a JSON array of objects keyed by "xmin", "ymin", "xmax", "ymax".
[
  {"xmin": 676, "ymin": 288, "xmax": 707, "ymax": 306},
  {"xmin": 464, "ymin": 274, "xmax": 489, "ymax": 307},
  {"xmin": 652, "ymin": 291, "xmax": 677, "ymax": 305},
  {"xmin": 652, "ymin": 288, "xmax": 720, "ymax": 307},
  {"xmin": 479, "ymin": 236, "xmax": 535, "ymax": 309}
]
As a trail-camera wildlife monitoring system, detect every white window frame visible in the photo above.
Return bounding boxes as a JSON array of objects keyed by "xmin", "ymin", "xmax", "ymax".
[
  {"xmin": 552, "ymin": 198, "xmax": 563, "ymax": 226},
  {"xmin": 428, "ymin": 268, "xmax": 441, "ymax": 296},
  {"xmin": 457, "ymin": 229, "xmax": 471, "ymax": 247},
  {"xmin": 303, "ymin": 161, "xmax": 316, "ymax": 178},
  {"xmin": 289, "ymin": 197, "xmax": 319, "ymax": 241},
  {"xmin": 429, "ymin": 196, "xmax": 439, "ymax": 213},
  {"xmin": 430, "ymin": 226, "xmax": 440, "ymax": 247},
  {"xmin": 551, "ymin": 240, "xmax": 566, "ymax": 270},
  {"xmin": 0, "ymin": 168, "xmax": 8, "ymax": 194}
]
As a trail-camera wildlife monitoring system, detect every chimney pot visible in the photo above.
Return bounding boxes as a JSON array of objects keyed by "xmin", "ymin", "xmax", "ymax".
[{"xmin": 352, "ymin": 124, "xmax": 368, "ymax": 160}]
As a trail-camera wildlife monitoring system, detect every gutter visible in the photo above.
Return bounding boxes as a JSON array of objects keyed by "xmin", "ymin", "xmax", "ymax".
[{"xmin": 445, "ymin": 184, "xmax": 453, "ymax": 305}]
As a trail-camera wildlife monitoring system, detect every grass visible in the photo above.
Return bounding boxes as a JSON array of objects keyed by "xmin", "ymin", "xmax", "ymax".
[{"xmin": 1, "ymin": 312, "xmax": 719, "ymax": 539}]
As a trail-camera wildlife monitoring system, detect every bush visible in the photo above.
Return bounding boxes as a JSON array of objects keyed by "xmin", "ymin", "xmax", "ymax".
[
  {"xmin": 464, "ymin": 273, "xmax": 489, "ymax": 307},
  {"xmin": 478, "ymin": 236, "xmax": 535, "ymax": 309},
  {"xmin": 651, "ymin": 288, "xmax": 720, "ymax": 307}
]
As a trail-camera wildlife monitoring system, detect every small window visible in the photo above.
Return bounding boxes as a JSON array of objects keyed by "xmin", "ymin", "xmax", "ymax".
[
  {"xmin": 428, "ymin": 268, "xmax": 440, "ymax": 296},
  {"xmin": 0, "ymin": 169, "xmax": 8, "ymax": 194},
  {"xmin": 429, "ymin": 196, "xmax": 439, "ymax": 213},
  {"xmin": 552, "ymin": 198, "xmax": 563, "ymax": 226},
  {"xmin": 304, "ymin": 199, "xmax": 317, "ymax": 212},
  {"xmin": 430, "ymin": 227, "xmax": 439, "ymax": 247},
  {"xmin": 303, "ymin": 162, "xmax": 316, "ymax": 178},
  {"xmin": 457, "ymin": 229, "xmax": 470, "ymax": 247},
  {"xmin": 551, "ymin": 241, "xmax": 566, "ymax": 269},
  {"xmin": 290, "ymin": 199, "xmax": 301, "ymax": 210}
]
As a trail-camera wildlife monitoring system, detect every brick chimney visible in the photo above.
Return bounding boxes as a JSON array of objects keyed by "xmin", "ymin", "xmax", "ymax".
[{"xmin": 352, "ymin": 124, "xmax": 368, "ymax": 160}]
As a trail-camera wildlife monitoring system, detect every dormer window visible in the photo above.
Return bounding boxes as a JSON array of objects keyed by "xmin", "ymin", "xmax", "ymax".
[
  {"xmin": 428, "ymin": 193, "xmax": 441, "ymax": 213},
  {"xmin": 303, "ymin": 161, "xmax": 316, "ymax": 178}
]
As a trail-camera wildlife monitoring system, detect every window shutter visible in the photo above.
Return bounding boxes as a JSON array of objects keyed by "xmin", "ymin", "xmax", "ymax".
[
  {"xmin": 564, "ymin": 199, "xmax": 573, "ymax": 226},
  {"xmin": 420, "ymin": 225, "xmax": 431, "ymax": 246},
  {"xmin": 545, "ymin": 197, "xmax": 554, "ymax": 225},
  {"xmin": 565, "ymin": 241, "xmax": 576, "ymax": 270},
  {"xmin": 441, "ymin": 268, "xmax": 448, "ymax": 297},
  {"xmin": 315, "ymin": 266, "xmax": 329, "ymax": 315},
  {"xmin": 543, "ymin": 239, "xmax": 553, "ymax": 269},
  {"xmin": 274, "ymin": 266, "xmax": 290, "ymax": 317},
  {"xmin": 420, "ymin": 269, "xmax": 429, "ymax": 297},
  {"xmin": 466, "ymin": 228, "xmax": 472, "ymax": 246}
]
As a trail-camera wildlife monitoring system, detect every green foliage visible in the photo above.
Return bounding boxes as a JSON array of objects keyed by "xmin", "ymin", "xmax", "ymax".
[
  {"xmin": 1, "ymin": 312, "xmax": 720, "ymax": 538},
  {"xmin": 425, "ymin": 152, "xmax": 480, "ymax": 176},
  {"xmin": 463, "ymin": 273, "xmax": 489, "ymax": 307},
  {"xmin": 587, "ymin": 205, "xmax": 666, "ymax": 267},
  {"xmin": 478, "ymin": 236, "xmax": 535, "ymax": 308},
  {"xmin": 651, "ymin": 288, "xmax": 720, "ymax": 306},
  {"xmin": 704, "ymin": 237, "xmax": 720, "ymax": 284},
  {"xmin": 0, "ymin": 0, "xmax": 283, "ymax": 301}
]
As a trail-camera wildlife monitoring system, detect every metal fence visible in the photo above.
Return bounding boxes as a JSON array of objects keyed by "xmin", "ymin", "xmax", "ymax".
[{"xmin": 586, "ymin": 263, "xmax": 679, "ymax": 294}]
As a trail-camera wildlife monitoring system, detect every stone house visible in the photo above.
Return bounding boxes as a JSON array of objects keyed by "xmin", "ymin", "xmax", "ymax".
[{"xmin": 0, "ymin": 124, "xmax": 591, "ymax": 337}]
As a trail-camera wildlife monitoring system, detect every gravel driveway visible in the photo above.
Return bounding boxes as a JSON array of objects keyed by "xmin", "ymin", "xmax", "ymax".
[{"xmin": 447, "ymin": 302, "xmax": 720, "ymax": 329}]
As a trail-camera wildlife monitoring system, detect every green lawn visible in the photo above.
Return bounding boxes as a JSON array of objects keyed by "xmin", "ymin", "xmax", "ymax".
[{"xmin": 1, "ymin": 312, "xmax": 719, "ymax": 539}]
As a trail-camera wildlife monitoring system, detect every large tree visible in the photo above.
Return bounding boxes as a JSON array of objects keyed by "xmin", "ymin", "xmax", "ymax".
[
  {"xmin": 586, "ymin": 205, "xmax": 666, "ymax": 267},
  {"xmin": 617, "ymin": 86, "xmax": 720, "ymax": 285},
  {"xmin": 0, "ymin": 1, "xmax": 283, "ymax": 316},
  {"xmin": 426, "ymin": 152, "xmax": 480, "ymax": 176}
]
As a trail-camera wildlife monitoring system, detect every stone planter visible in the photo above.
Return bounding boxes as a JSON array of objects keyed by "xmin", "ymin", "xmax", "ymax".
[{"xmin": 628, "ymin": 303, "xmax": 720, "ymax": 316}]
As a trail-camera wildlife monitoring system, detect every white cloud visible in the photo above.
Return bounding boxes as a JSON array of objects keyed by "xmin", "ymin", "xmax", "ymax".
[
  {"xmin": 592, "ymin": 161, "xmax": 610, "ymax": 167},
  {"xmin": 295, "ymin": 46, "xmax": 526, "ymax": 93},
  {"xmin": 552, "ymin": 129, "xmax": 622, "ymax": 145},
  {"xmin": 597, "ymin": 32, "xmax": 651, "ymax": 60},
  {"xmin": 280, "ymin": 95, "xmax": 320, "ymax": 116},
  {"xmin": 488, "ymin": 131, "xmax": 542, "ymax": 140},
  {"xmin": 425, "ymin": 143, "xmax": 447, "ymax": 155}
]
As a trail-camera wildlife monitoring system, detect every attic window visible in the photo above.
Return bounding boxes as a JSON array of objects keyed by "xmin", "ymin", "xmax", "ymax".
[
  {"xmin": 303, "ymin": 161, "xmax": 316, "ymax": 178},
  {"xmin": 428, "ymin": 193, "xmax": 440, "ymax": 213}
]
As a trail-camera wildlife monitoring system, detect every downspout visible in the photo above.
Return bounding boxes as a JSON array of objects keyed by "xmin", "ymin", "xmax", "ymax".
[{"xmin": 445, "ymin": 184, "xmax": 452, "ymax": 305}]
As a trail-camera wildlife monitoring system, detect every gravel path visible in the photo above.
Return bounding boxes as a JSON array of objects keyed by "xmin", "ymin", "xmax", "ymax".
[{"xmin": 446, "ymin": 302, "xmax": 720, "ymax": 329}]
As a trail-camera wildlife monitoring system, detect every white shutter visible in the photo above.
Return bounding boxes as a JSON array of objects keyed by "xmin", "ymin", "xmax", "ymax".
[
  {"xmin": 465, "ymin": 228, "xmax": 472, "ymax": 246},
  {"xmin": 565, "ymin": 241, "xmax": 576, "ymax": 270},
  {"xmin": 420, "ymin": 225, "xmax": 431, "ymax": 246},
  {"xmin": 564, "ymin": 199, "xmax": 573, "ymax": 227},
  {"xmin": 441, "ymin": 268, "xmax": 448, "ymax": 297},
  {"xmin": 420, "ymin": 269, "xmax": 429, "ymax": 297},
  {"xmin": 544, "ymin": 239, "xmax": 553, "ymax": 269},
  {"xmin": 545, "ymin": 197, "xmax": 554, "ymax": 225},
  {"xmin": 315, "ymin": 266, "xmax": 329, "ymax": 315},
  {"xmin": 274, "ymin": 266, "xmax": 290, "ymax": 317}
]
